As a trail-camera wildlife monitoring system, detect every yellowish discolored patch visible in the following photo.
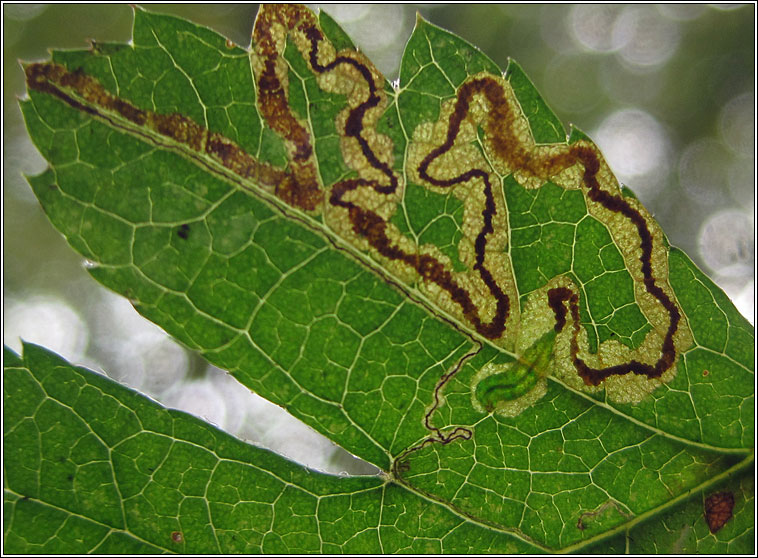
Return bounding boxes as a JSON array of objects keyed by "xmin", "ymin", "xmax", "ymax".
[
  {"xmin": 402, "ymin": 69, "xmax": 691, "ymax": 401},
  {"xmin": 408, "ymin": 94, "xmax": 520, "ymax": 348}
]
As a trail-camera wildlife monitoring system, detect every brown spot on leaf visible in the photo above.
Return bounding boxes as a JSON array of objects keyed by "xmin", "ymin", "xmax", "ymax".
[
  {"xmin": 171, "ymin": 531, "xmax": 184, "ymax": 543},
  {"xmin": 705, "ymin": 491, "xmax": 734, "ymax": 533},
  {"xmin": 395, "ymin": 459, "xmax": 410, "ymax": 474}
]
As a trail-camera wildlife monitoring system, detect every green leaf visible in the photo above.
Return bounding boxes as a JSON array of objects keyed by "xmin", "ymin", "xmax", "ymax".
[
  {"xmin": 4, "ymin": 342, "xmax": 541, "ymax": 553},
  {"xmin": 588, "ymin": 473, "xmax": 755, "ymax": 554},
  {"xmin": 14, "ymin": 4, "xmax": 753, "ymax": 553}
]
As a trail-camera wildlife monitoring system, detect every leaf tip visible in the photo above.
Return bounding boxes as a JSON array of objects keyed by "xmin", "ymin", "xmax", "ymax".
[
  {"xmin": 17, "ymin": 340, "xmax": 49, "ymax": 362},
  {"xmin": 413, "ymin": 10, "xmax": 432, "ymax": 30}
]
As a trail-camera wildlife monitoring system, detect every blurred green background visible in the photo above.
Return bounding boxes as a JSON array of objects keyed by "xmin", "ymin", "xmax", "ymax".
[{"xmin": 3, "ymin": 4, "xmax": 754, "ymax": 473}]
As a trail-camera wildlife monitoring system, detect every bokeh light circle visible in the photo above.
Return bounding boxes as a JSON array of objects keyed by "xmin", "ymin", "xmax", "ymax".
[
  {"xmin": 698, "ymin": 208, "xmax": 754, "ymax": 278},
  {"xmin": 612, "ymin": 6, "xmax": 681, "ymax": 69},
  {"xmin": 719, "ymin": 91, "xmax": 755, "ymax": 157},
  {"xmin": 569, "ymin": 5, "xmax": 624, "ymax": 53},
  {"xmin": 593, "ymin": 108, "xmax": 670, "ymax": 190},
  {"xmin": 4, "ymin": 296, "xmax": 89, "ymax": 362}
]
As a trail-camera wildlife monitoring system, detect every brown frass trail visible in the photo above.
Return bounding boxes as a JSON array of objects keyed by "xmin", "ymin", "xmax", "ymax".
[
  {"xmin": 270, "ymin": 5, "xmax": 512, "ymax": 341},
  {"xmin": 417, "ymin": 78, "xmax": 517, "ymax": 340},
  {"xmin": 252, "ymin": 4, "xmax": 323, "ymax": 210},
  {"xmin": 541, "ymin": 151, "xmax": 679, "ymax": 386},
  {"xmin": 24, "ymin": 62, "xmax": 291, "ymax": 195},
  {"xmin": 564, "ymin": 146, "xmax": 680, "ymax": 385},
  {"xmin": 418, "ymin": 73, "xmax": 680, "ymax": 386},
  {"xmin": 27, "ymin": 5, "xmax": 683, "ymax": 388}
]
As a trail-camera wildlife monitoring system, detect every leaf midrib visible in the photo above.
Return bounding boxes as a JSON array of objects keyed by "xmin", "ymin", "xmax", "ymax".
[
  {"xmin": 8, "ymin": 353, "xmax": 753, "ymax": 554},
  {"xmin": 391, "ymin": 446, "xmax": 753, "ymax": 553},
  {"xmin": 557, "ymin": 451, "xmax": 754, "ymax": 554},
  {"xmin": 548, "ymin": 374, "xmax": 751, "ymax": 455}
]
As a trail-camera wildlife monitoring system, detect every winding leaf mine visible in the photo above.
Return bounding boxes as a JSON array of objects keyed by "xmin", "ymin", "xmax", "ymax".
[
  {"xmin": 22, "ymin": 4, "xmax": 752, "ymax": 550},
  {"xmin": 24, "ymin": 4, "xmax": 691, "ymax": 400}
]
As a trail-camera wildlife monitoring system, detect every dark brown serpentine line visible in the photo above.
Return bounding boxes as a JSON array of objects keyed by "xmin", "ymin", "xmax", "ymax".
[
  {"xmin": 24, "ymin": 63, "xmax": 292, "ymax": 196},
  {"xmin": 26, "ymin": 4, "xmax": 681, "ymax": 388},
  {"xmin": 304, "ymin": 19, "xmax": 510, "ymax": 340},
  {"xmin": 541, "ymin": 144, "xmax": 680, "ymax": 386},
  {"xmin": 411, "ymin": 73, "xmax": 680, "ymax": 386},
  {"xmin": 251, "ymin": 4, "xmax": 512, "ymax": 341}
]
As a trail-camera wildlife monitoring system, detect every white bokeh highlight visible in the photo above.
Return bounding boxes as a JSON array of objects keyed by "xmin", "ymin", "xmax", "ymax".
[
  {"xmin": 719, "ymin": 91, "xmax": 755, "ymax": 157},
  {"xmin": 698, "ymin": 209, "xmax": 754, "ymax": 279},
  {"xmin": 727, "ymin": 158, "xmax": 755, "ymax": 208},
  {"xmin": 569, "ymin": 5, "xmax": 624, "ymax": 53},
  {"xmin": 4, "ymin": 295, "xmax": 89, "ymax": 362},
  {"xmin": 91, "ymin": 292, "xmax": 189, "ymax": 396},
  {"xmin": 612, "ymin": 6, "xmax": 681, "ymax": 70},
  {"xmin": 592, "ymin": 108, "xmax": 671, "ymax": 201}
]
